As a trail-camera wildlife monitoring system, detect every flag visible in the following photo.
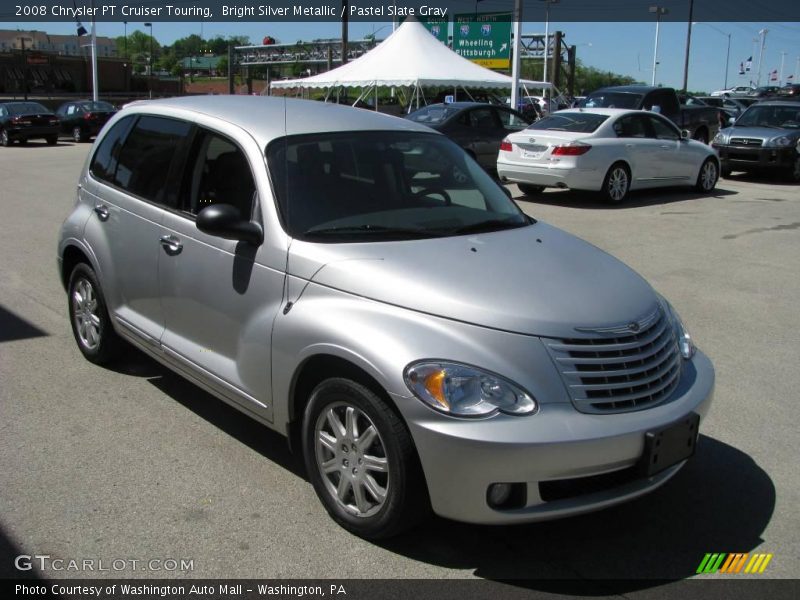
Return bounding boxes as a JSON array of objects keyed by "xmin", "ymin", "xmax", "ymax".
[
  {"xmin": 745, "ymin": 56, "xmax": 752, "ymax": 72},
  {"xmin": 770, "ymin": 69, "xmax": 778, "ymax": 81},
  {"xmin": 788, "ymin": 74, "xmax": 794, "ymax": 80},
  {"xmin": 739, "ymin": 62, "xmax": 745, "ymax": 75}
]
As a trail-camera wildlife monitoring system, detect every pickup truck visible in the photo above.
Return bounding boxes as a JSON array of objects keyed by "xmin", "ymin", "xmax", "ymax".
[{"xmin": 578, "ymin": 86, "xmax": 720, "ymax": 144}]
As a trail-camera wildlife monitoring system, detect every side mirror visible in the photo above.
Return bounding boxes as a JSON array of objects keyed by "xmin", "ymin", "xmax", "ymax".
[
  {"xmin": 728, "ymin": 117, "xmax": 736, "ymax": 126},
  {"xmin": 197, "ymin": 204, "xmax": 263, "ymax": 246},
  {"xmin": 681, "ymin": 129, "xmax": 690, "ymax": 140}
]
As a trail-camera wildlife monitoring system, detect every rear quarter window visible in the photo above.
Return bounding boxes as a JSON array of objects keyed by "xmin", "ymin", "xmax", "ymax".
[{"xmin": 89, "ymin": 115, "xmax": 136, "ymax": 184}]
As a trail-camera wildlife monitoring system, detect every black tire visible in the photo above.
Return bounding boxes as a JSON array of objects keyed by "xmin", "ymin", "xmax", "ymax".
[
  {"xmin": 787, "ymin": 155, "xmax": 800, "ymax": 183},
  {"xmin": 601, "ymin": 162, "xmax": 631, "ymax": 204},
  {"xmin": 302, "ymin": 378, "xmax": 429, "ymax": 540},
  {"xmin": 67, "ymin": 263, "xmax": 123, "ymax": 365},
  {"xmin": 46, "ymin": 135, "xmax": 58, "ymax": 146},
  {"xmin": 693, "ymin": 129, "xmax": 708, "ymax": 144},
  {"xmin": 0, "ymin": 129, "xmax": 9, "ymax": 146},
  {"xmin": 720, "ymin": 164, "xmax": 732, "ymax": 178},
  {"xmin": 18, "ymin": 137, "xmax": 27, "ymax": 146},
  {"xmin": 518, "ymin": 183, "xmax": 545, "ymax": 196},
  {"xmin": 695, "ymin": 158, "xmax": 719, "ymax": 193},
  {"xmin": 72, "ymin": 126, "xmax": 86, "ymax": 143}
]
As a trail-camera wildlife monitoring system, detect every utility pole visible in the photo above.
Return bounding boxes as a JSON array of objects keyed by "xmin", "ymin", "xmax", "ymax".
[
  {"xmin": 510, "ymin": 0, "xmax": 523, "ymax": 110},
  {"xmin": 341, "ymin": 1, "xmax": 349, "ymax": 65},
  {"xmin": 756, "ymin": 28, "xmax": 768, "ymax": 87},
  {"xmin": 649, "ymin": 6, "xmax": 668, "ymax": 86},
  {"xmin": 681, "ymin": 0, "xmax": 694, "ymax": 93},
  {"xmin": 778, "ymin": 50, "xmax": 786, "ymax": 86}
]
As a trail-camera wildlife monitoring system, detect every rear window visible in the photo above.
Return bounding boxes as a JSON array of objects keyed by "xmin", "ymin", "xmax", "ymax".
[
  {"xmin": 407, "ymin": 106, "xmax": 460, "ymax": 125},
  {"xmin": 78, "ymin": 101, "xmax": 115, "ymax": 112},
  {"xmin": 580, "ymin": 93, "xmax": 643, "ymax": 109},
  {"xmin": 8, "ymin": 102, "xmax": 50, "ymax": 115},
  {"xmin": 527, "ymin": 113, "xmax": 608, "ymax": 133}
]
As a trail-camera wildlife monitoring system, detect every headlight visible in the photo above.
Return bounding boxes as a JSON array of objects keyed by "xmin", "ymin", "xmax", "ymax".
[
  {"xmin": 712, "ymin": 132, "xmax": 726, "ymax": 145},
  {"xmin": 404, "ymin": 361, "xmax": 537, "ymax": 417},
  {"xmin": 767, "ymin": 136, "xmax": 793, "ymax": 148},
  {"xmin": 659, "ymin": 298, "xmax": 696, "ymax": 360}
]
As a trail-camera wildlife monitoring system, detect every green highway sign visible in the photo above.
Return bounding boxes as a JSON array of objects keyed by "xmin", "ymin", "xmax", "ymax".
[
  {"xmin": 401, "ymin": 16, "xmax": 449, "ymax": 44},
  {"xmin": 453, "ymin": 12, "xmax": 512, "ymax": 69}
]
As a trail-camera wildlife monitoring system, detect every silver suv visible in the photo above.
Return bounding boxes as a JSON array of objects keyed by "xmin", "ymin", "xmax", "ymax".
[{"xmin": 58, "ymin": 96, "xmax": 714, "ymax": 539}]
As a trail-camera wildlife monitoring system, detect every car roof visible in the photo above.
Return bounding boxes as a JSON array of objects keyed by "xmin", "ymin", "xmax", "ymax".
[
  {"xmin": 549, "ymin": 108, "xmax": 651, "ymax": 116},
  {"xmin": 591, "ymin": 86, "xmax": 660, "ymax": 94},
  {"xmin": 120, "ymin": 95, "xmax": 434, "ymax": 146},
  {"xmin": 749, "ymin": 99, "xmax": 800, "ymax": 106}
]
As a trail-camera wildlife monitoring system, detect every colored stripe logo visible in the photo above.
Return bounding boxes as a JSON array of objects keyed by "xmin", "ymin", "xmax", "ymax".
[{"xmin": 696, "ymin": 553, "xmax": 773, "ymax": 574}]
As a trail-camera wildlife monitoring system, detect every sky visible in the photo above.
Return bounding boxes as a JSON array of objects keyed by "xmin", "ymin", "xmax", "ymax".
[{"xmin": 4, "ymin": 19, "xmax": 800, "ymax": 92}]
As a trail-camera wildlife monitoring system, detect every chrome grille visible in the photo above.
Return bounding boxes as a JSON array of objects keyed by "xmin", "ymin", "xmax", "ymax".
[
  {"xmin": 729, "ymin": 137, "xmax": 763, "ymax": 147},
  {"xmin": 547, "ymin": 307, "xmax": 681, "ymax": 414}
]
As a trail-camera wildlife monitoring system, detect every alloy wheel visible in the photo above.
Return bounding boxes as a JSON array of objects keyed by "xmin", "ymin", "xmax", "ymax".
[
  {"xmin": 607, "ymin": 167, "xmax": 628, "ymax": 202},
  {"xmin": 72, "ymin": 277, "xmax": 101, "ymax": 350},
  {"xmin": 700, "ymin": 161, "xmax": 718, "ymax": 191},
  {"xmin": 314, "ymin": 402, "xmax": 389, "ymax": 518}
]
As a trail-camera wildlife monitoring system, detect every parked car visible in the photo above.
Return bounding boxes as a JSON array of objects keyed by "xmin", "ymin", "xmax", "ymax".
[
  {"xmin": 497, "ymin": 108, "xmax": 721, "ymax": 202},
  {"xmin": 710, "ymin": 85, "xmax": 755, "ymax": 98},
  {"xmin": 712, "ymin": 100, "xmax": 800, "ymax": 181},
  {"xmin": 776, "ymin": 84, "xmax": 800, "ymax": 99},
  {"xmin": 578, "ymin": 86, "xmax": 720, "ymax": 143},
  {"xmin": 748, "ymin": 86, "xmax": 780, "ymax": 98},
  {"xmin": 57, "ymin": 96, "xmax": 714, "ymax": 539},
  {"xmin": 55, "ymin": 100, "xmax": 118, "ymax": 142},
  {"xmin": 0, "ymin": 101, "xmax": 60, "ymax": 146},
  {"xmin": 695, "ymin": 96, "xmax": 757, "ymax": 115},
  {"xmin": 406, "ymin": 102, "xmax": 533, "ymax": 171}
]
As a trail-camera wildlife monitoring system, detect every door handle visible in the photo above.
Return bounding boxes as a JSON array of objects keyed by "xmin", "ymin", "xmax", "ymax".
[
  {"xmin": 93, "ymin": 204, "xmax": 109, "ymax": 221},
  {"xmin": 159, "ymin": 235, "xmax": 183, "ymax": 254},
  {"xmin": 625, "ymin": 144, "xmax": 635, "ymax": 148},
  {"xmin": 660, "ymin": 145, "xmax": 671, "ymax": 149}
]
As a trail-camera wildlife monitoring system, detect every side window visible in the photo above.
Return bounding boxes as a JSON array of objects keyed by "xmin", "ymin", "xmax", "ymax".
[
  {"xmin": 89, "ymin": 115, "xmax": 136, "ymax": 184},
  {"xmin": 184, "ymin": 130, "xmax": 256, "ymax": 220},
  {"xmin": 649, "ymin": 116, "xmax": 679, "ymax": 141},
  {"xmin": 113, "ymin": 116, "xmax": 192, "ymax": 205},
  {"xmin": 469, "ymin": 108, "xmax": 497, "ymax": 130},
  {"xmin": 0, "ymin": 107, "xmax": 6, "ymax": 118},
  {"xmin": 67, "ymin": 105, "xmax": 76, "ymax": 115},
  {"xmin": 613, "ymin": 116, "xmax": 647, "ymax": 138},
  {"xmin": 496, "ymin": 108, "xmax": 527, "ymax": 130}
]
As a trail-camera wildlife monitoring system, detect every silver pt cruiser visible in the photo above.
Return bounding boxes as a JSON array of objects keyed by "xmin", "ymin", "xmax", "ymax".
[{"xmin": 58, "ymin": 96, "xmax": 714, "ymax": 539}]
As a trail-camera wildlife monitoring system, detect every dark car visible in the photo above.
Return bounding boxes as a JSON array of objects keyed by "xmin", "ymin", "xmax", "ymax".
[
  {"xmin": 0, "ymin": 102, "xmax": 60, "ymax": 146},
  {"xmin": 776, "ymin": 84, "xmax": 800, "ymax": 99},
  {"xmin": 749, "ymin": 86, "xmax": 781, "ymax": 98},
  {"xmin": 406, "ymin": 102, "xmax": 533, "ymax": 171},
  {"xmin": 55, "ymin": 100, "xmax": 117, "ymax": 142},
  {"xmin": 712, "ymin": 100, "xmax": 800, "ymax": 181}
]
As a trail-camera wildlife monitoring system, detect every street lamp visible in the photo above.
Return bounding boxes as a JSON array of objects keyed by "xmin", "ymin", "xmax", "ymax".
[
  {"xmin": 649, "ymin": 5, "xmax": 668, "ymax": 86},
  {"xmin": 541, "ymin": 0, "xmax": 560, "ymax": 89},
  {"xmin": 693, "ymin": 22, "xmax": 731, "ymax": 89},
  {"xmin": 123, "ymin": 21, "xmax": 127, "ymax": 60},
  {"xmin": 144, "ymin": 22, "xmax": 153, "ymax": 98},
  {"xmin": 75, "ymin": 0, "xmax": 98, "ymax": 101}
]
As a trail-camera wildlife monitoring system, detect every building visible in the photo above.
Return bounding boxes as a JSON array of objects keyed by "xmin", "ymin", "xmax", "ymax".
[
  {"xmin": 180, "ymin": 55, "xmax": 223, "ymax": 77},
  {"xmin": 0, "ymin": 29, "xmax": 117, "ymax": 57}
]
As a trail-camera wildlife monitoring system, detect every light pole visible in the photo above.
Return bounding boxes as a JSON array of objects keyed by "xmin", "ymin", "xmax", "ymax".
[
  {"xmin": 144, "ymin": 22, "xmax": 153, "ymax": 98},
  {"xmin": 541, "ymin": 0, "xmax": 560, "ymax": 94},
  {"xmin": 75, "ymin": 0, "xmax": 98, "ymax": 101},
  {"xmin": 693, "ymin": 22, "xmax": 731, "ymax": 89},
  {"xmin": 123, "ymin": 21, "xmax": 127, "ymax": 60},
  {"xmin": 681, "ymin": 0, "xmax": 694, "ymax": 93},
  {"xmin": 755, "ymin": 28, "xmax": 767, "ymax": 87},
  {"xmin": 510, "ymin": 0, "xmax": 523, "ymax": 110},
  {"xmin": 649, "ymin": 5, "xmax": 668, "ymax": 87},
  {"xmin": 779, "ymin": 50, "xmax": 786, "ymax": 86}
]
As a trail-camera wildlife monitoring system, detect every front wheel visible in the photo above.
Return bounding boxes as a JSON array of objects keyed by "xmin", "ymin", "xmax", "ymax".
[
  {"xmin": 601, "ymin": 163, "xmax": 630, "ymax": 204},
  {"xmin": 302, "ymin": 378, "xmax": 428, "ymax": 539},
  {"xmin": 518, "ymin": 183, "xmax": 545, "ymax": 196},
  {"xmin": 46, "ymin": 135, "xmax": 58, "ymax": 145},
  {"xmin": 0, "ymin": 129, "xmax": 9, "ymax": 146},
  {"xmin": 73, "ymin": 126, "xmax": 86, "ymax": 143},
  {"xmin": 67, "ymin": 263, "xmax": 123, "ymax": 365},
  {"xmin": 787, "ymin": 155, "xmax": 800, "ymax": 183},
  {"xmin": 695, "ymin": 158, "xmax": 719, "ymax": 192}
]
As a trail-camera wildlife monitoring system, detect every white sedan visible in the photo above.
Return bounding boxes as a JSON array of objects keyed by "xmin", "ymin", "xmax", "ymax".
[{"xmin": 497, "ymin": 108, "xmax": 720, "ymax": 203}]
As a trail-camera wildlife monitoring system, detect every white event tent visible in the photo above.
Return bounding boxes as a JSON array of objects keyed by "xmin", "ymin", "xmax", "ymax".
[{"xmin": 269, "ymin": 17, "xmax": 551, "ymax": 111}]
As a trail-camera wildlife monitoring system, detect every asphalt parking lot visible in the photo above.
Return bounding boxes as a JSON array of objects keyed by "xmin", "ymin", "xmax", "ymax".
[{"xmin": 1, "ymin": 141, "xmax": 798, "ymax": 587}]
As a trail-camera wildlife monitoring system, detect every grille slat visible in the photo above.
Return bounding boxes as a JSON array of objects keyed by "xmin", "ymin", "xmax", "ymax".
[{"xmin": 546, "ymin": 307, "xmax": 682, "ymax": 414}]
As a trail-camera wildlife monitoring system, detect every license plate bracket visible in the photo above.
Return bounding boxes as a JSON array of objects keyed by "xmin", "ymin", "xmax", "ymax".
[{"xmin": 638, "ymin": 413, "xmax": 700, "ymax": 477}]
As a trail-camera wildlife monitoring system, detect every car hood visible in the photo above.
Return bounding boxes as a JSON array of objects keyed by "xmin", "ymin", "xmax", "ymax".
[
  {"xmin": 287, "ymin": 221, "xmax": 659, "ymax": 338},
  {"xmin": 722, "ymin": 126, "xmax": 800, "ymax": 140}
]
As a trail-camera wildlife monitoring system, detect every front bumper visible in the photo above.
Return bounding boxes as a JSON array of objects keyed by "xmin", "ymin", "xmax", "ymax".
[
  {"xmin": 497, "ymin": 158, "xmax": 603, "ymax": 191},
  {"xmin": 396, "ymin": 350, "xmax": 714, "ymax": 524},
  {"xmin": 713, "ymin": 143, "xmax": 796, "ymax": 170}
]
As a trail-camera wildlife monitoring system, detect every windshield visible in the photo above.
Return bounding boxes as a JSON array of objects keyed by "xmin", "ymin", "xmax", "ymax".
[
  {"xmin": 8, "ymin": 102, "xmax": 50, "ymax": 115},
  {"xmin": 406, "ymin": 105, "xmax": 461, "ymax": 125},
  {"xmin": 267, "ymin": 131, "xmax": 530, "ymax": 242},
  {"xmin": 527, "ymin": 113, "xmax": 608, "ymax": 133},
  {"xmin": 78, "ymin": 101, "xmax": 115, "ymax": 111},
  {"xmin": 579, "ymin": 92, "xmax": 643, "ymax": 109},
  {"xmin": 735, "ymin": 105, "xmax": 800, "ymax": 129}
]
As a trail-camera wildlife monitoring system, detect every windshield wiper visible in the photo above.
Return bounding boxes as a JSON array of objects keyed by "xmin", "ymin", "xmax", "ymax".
[
  {"xmin": 303, "ymin": 225, "xmax": 442, "ymax": 238},
  {"xmin": 451, "ymin": 218, "xmax": 530, "ymax": 235}
]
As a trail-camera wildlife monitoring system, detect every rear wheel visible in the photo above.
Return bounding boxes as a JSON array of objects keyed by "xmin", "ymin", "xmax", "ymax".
[
  {"xmin": 517, "ymin": 183, "xmax": 545, "ymax": 196},
  {"xmin": 302, "ymin": 378, "xmax": 428, "ymax": 539},
  {"xmin": 695, "ymin": 158, "xmax": 719, "ymax": 192},
  {"xmin": 67, "ymin": 263, "xmax": 123, "ymax": 365},
  {"xmin": 0, "ymin": 129, "xmax": 9, "ymax": 146},
  {"xmin": 601, "ymin": 163, "xmax": 630, "ymax": 204}
]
